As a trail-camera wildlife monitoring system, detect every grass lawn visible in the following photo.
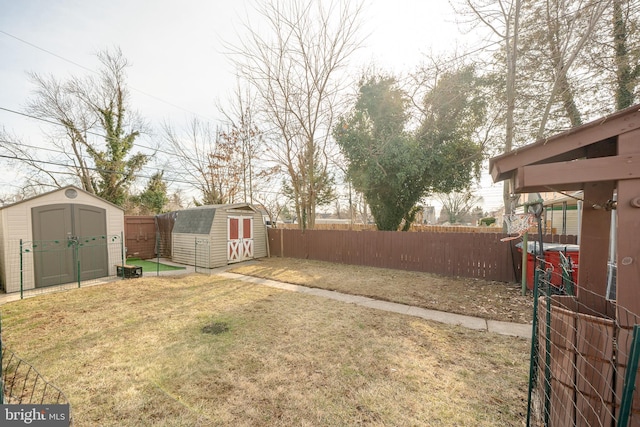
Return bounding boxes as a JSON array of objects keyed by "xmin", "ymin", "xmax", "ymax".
[
  {"xmin": 229, "ymin": 257, "xmax": 534, "ymax": 324},
  {"xmin": 125, "ymin": 258, "xmax": 186, "ymax": 272},
  {"xmin": 1, "ymin": 273, "xmax": 529, "ymax": 426}
]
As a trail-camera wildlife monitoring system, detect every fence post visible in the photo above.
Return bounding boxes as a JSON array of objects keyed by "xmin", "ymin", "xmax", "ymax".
[
  {"xmin": 0, "ymin": 312, "xmax": 3, "ymax": 404},
  {"xmin": 120, "ymin": 231, "xmax": 125, "ymax": 279},
  {"xmin": 544, "ymin": 274, "xmax": 552, "ymax": 427},
  {"xmin": 19, "ymin": 239, "xmax": 24, "ymax": 300},
  {"xmin": 76, "ymin": 239, "xmax": 81, "ymax": 288},
  {"xmin": 526, "ymin": 267, "xmax": 542, "ymax": 427},
  {"xmin": 521, "ymin": 232, "xmax": 529, "ymax": 296},
  {"xmin": 619, "ymin": 324, "xmax": 640, "ymax": 427}
]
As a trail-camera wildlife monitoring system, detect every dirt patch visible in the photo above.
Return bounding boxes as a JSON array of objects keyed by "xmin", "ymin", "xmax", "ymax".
[
  {"xmin": 229, "ymin": 257, "xmax": 534, "ymax": 324},
  {"xmin": 202, "ymin": 321, "xmax": 230, "ymax": 335}
]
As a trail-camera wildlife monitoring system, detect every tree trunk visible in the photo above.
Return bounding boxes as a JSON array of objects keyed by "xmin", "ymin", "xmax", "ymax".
[{"xmin": 613, "ymin": 0, "xmax": 636, "ymax": 110}]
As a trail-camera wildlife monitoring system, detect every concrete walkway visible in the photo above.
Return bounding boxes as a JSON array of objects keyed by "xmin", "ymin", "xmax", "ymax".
[
  {"xmin": 217, "ymin": 272, "xmax": 533, "ymax": 340},
  {"xmin": 0, "ymin": 263, "xmax": 533, "ymax": 340}
]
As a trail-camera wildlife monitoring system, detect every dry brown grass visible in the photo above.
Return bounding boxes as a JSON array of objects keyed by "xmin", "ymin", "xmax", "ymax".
[
  {"xmin": 229, "ymin": 257, "xmax": 534, "ymax": 324},
  {"xmin": 1, "ymin": 272, "xmax": 530, "ymax": 426}
]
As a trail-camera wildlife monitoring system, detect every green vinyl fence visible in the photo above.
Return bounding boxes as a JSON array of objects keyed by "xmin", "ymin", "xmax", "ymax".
[
  {"xmin": 1, "ymin": 313, "xmax": 71, "ymax": 420},
  {"xmin": 526, "ymin": 255, "xmax": 640, "ymax": 426},
  {"xmin": 3, "ymin": 233, "xmax": 126, "ymax": 299}
]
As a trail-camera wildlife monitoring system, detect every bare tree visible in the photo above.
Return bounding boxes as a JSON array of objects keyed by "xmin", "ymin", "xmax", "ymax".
[
  {"xmin": 612, "ymin": 0, "xmax": 640, "ymax": 109},
  {"xmin": 455, "ymin": 0, "xmax": 522, "ymax": 214},
  {"xmin": 436, "ymin": 191, "xmax": 484, "ymax": 224},
  {"xmin": 23, "ymin": 48, "xmax": 148, "ymax": 206},
  {"xmin": 218, "ymin": 80, "xmax": 266, "ymax": 204},
  {"xmin": 227, "ymin": 0, "xmax": 365, "ymax": 230},
  {"xmin": 586, "ymin": 0, "xmax": 640, "ymax": 110},
  {"xmin": 0, "ymin": 127, "xmax": 70, "ymax": 193},
  {"xmin": 520, "ymin": 0, "xmax": 607, "ymax": 137},
  {"xmin": 456, "ymin": 0, "xmax": 609, "ymax": 215},
  {"xmin": 254, "ymin": 188, "xmax": 287, "ymax": 228},
  {"xmin": 162, "ymin": 118, "xmax": 243, "ymax": 205}
]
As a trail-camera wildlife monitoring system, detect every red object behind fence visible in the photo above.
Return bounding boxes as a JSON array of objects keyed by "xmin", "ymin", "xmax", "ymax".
[{"xmin": 519, "ymin": 243, "xmax": 580, "ymax": 290}]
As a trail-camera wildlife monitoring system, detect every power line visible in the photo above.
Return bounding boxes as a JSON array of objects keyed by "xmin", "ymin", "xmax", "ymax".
[
  {"xmin": 0, "ymin": 30, "xmax": 94, "ymax": 73},
  {"xmin": 0, "ymin": 29, "xmax": 218, "ymax": 123},
  {"xmin": 0, "ymin": 105, "xmax": 172, "ymax": 156},
  {"xmin": 0, "ymin": 152, "xmax": 190, "ymax": 186},
  {"xmin": 0, "ymin": 106, "xmax": 105, "ymax": 139},
  {"xmin": 0, "ymin": 146, "xmax": 286, "ymax": 197},
  {"xmin": 0, "ymin": 105, "xmax": 282, "ymax": 192}
]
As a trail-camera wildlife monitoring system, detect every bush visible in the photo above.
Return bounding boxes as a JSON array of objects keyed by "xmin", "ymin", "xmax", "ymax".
[{"xmin": 479, "ymin": 217, "xmax": 496, "ymax": 226}]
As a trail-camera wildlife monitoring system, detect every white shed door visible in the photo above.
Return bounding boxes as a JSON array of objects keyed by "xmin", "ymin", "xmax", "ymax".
[{"xmin": 228, "ymin": 216, "xmax": 254, "ymax": 263}]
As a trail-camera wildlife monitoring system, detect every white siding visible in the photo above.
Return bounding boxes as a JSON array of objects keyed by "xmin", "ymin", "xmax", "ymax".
[
  {"xmin": 172, "ymin": 233, "xmax": 210, "ymax": 267},
  {"xmin": 3, "ymin": 201, "xmax": 37, "ymax": 292},
  {"xmin": 251, "ymin": 211, "xmax": 268, "ymax": 258},
  {"xmin": 209, "ymin": 213, "xmax": 228, "ymax": 267},
  {"xmin": 547, "ymin": 209, "xmax": 580, "ymax": 235}
]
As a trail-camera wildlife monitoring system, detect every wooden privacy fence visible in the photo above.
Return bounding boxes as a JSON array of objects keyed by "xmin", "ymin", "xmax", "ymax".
[
  {"xmin": 267, "ymin": 228, "xmax": 578, "ymax": 283},
  {"xmin": 124, "ymin": 214, "xmax": 176, "ymax": 260},
  {"xmin": 277, "ymin": 223, "xmax": 504, "ymax": 233},
  {"xmin": 125, "ymin": 216, "xmax": 156, "ymax": 259}
]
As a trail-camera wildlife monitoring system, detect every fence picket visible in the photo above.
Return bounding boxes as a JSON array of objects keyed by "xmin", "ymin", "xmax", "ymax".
[{"xmin": 267, "ymin": 229, "xmax": 578, "ymax": 283}]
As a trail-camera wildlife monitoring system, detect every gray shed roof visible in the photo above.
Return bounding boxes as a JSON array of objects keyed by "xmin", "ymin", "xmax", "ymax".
[
  {"xmin": 173, "ymin": 207, "xmax": 217, "ymax": 234},
  {"xmin": 172, "ymin": 203, "xmax": 259, "ymax": 234}
]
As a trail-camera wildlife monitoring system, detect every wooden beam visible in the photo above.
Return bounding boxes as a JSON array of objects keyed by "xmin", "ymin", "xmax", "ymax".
[
  {"xmin": 575, "ymin": 138, "xmax": 619, "ymax": 315},
  {"xmin": 577, "ymin": 183, "xmax": 615, "ymax": 315},
  {"xmin": 513, "ymin": 173, "xmax": 585, "ymax": 193},
  {"xmin": 490, "ymin": 105, "xmax": 640, "ymax": 182},
  {"xmin": 491, "ymin": 147, "xmax": 588, "ymax": 183},
  {"xmin": 514, "ymin": 154, "xmax": 640, "ymax": 192},
  {"xmin": 615, "ymin": 129, "xmax": 640, "ymax": 326}
]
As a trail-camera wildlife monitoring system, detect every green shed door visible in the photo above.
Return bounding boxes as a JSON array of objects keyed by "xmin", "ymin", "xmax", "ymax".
[{"xmin": 32, "ymin": 204, "xmax": 108, "ymax": 287}]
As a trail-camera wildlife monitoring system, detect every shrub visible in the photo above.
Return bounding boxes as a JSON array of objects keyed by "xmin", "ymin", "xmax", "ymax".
[{"xmin": 479, "ymin": 217, "xmax": 496, "ymax": 226}]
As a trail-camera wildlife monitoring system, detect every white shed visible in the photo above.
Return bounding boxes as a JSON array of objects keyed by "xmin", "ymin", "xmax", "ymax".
[
  {"xmin": 0, "ymin": 186, "xmax": 125, "ymax": 293},
  {"xmin": 171, "ymin": 204, "xmax": 268, "ymax": 268}
]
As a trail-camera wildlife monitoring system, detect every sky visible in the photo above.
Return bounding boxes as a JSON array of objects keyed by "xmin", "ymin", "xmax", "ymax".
[{"xmin": 0, "ymin": 0, "xmax": 504, "ymax": 213}]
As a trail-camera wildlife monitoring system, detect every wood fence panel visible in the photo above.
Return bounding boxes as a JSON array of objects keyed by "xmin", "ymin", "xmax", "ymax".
[
  {"xmin": 445, "ymin": 234, "xmax": 455, "ymax": 276},
  {"xmin": 268, "ymin": 228, "xmax": 282, "ymax": 257},
  {"xmin": 124, "ymin": 216, "xmax": 156, "ymax": 259},
  {"xmin": 265, "ymin": 229, "xmax": 577, "ymax": 283},
  {"xmin": 353, "ymin": 231, "xmax": 365, "ymax": 265}
]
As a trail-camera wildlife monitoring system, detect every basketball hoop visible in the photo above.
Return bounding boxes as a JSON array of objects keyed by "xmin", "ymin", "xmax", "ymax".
[{"xmin": 501, "ymin": 213, "xmax": 536, "ymax": 242}]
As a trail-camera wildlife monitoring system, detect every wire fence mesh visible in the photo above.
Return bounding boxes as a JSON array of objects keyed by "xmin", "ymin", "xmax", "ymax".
[
  {"xmin": 526, "ymin": 253, "xmax": 640, "ymax": 427},
  {"xmin": 2, "ymin": 234, "xmax": 126, "ymax": 299},
  {"xmin": 195, "ymin": 238, "xmax": 211, "ymax": 274},
  {"xmin": 1, "ymin": 345, "xmax": 71, "ymax": 407},
  {"xmin": 1, "ymin": 315, "xmax": 71, "ymax": 423}
]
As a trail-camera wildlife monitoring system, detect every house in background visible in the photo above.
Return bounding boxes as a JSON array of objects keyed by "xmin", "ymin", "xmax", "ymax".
[
  {"xmin": 541, "ymin": 190, "xmax": 583, "ymax": 236},
  {"xmin": 0, "ymin": 186, "xmax": 124, "ymax": 293}
]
